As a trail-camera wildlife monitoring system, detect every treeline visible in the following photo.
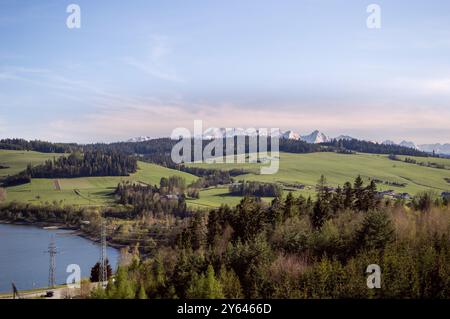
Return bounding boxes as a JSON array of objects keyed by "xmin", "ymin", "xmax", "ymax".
[
  {"xmin": 92, "ymin": 176, "xmax": 450, "ymax": 299},
  {"xmin": 0, "ymin": 137, "xmax": 431, "ymax": 166},
  {"xmin": 229, "ymin": 181, "xmax": 283, "ymax": 197},
  {"xmin": 114, "ymin": 178, "xmax": 190, "ymax": 219},
  {"xmin": 323, "ymin": 139, "xmax": 429, "ymax": 157},
  {"xmin": 2, "ymin": 151, "xmax": 137, "ymax": 186},
  {"xmin": 0, "ymin": 202, "xmax": 88, "ymax": 225},
  {"xmin": 0, "ymin": 138, "xmax": 77, "ymax": 153}
]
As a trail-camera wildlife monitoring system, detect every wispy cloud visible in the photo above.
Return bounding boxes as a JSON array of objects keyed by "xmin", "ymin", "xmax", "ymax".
[
  {"xmin": 390, "ymin": 77, "xmax": 450, "ymax": 95},
  {"xmin": 44, "ymin": 100, "xmax": 450, "ymax": 144},
  {"xmin": 121, "ymin": 35, "xmax": 184, "ymax": 83}
]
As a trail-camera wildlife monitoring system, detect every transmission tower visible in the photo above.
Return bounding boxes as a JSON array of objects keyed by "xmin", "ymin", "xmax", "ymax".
[
  {"xmin": 46, "ymin": 235, "xmax": 58, "ymax": 289},
  {"xmin": 99, "ymin": 216, "xmax": 108, "ymax": 286}
]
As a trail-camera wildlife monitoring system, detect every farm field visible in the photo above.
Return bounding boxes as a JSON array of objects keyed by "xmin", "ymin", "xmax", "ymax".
[
  {"xmin": 0, "ymin": 150, "xmax": 62, "ymax": 178},
  {"xmin": 2, "ymin": 150, "xmax": 450, "ymax": 208},
  {"xmin": 187, "ymin": 152, "xmax": 450, "ymax": 202},
  {"xmin": 0, "ymin": 150, "xmax": 197, "ymax": 206},
  {"xmin": 186, "ymin": 186, "xmax": 275, "ymax": 209}
]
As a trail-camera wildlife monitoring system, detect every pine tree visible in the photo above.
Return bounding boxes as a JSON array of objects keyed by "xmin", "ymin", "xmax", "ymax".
[
  {"xmin": 187, "ymin": 265, "xmax": 224, "ymax": 299},
  {"xmin": 363, "ymin": 180, "xmax": 379, "ymax": 211},
  {"xmin": 137, "ymin": 283, "xmax": 148, "ymax": 299},
  {"xmin": 111, "ymin": 267, "xmax": 136, "ymax": 299},
  {"xmin": 219, "ymin": 265, "xmax": 244, "ymax": 298},
  {"xmin": 356, "ymin": 210, "xmax": 394, "ymax": 251},
  {"xmin": 284, "ymin": 192, "xmax": 295, "ymax": 220},
  {"xmin": 331, "ymin": 186, "xmax": 345, "ymax": 213},
  {"xmin": 311, "ymin": 176, "xmax": 332, "ymax": 229},
  {"xmin": 353, "ymin": 175, "xmax": 364, "ymax": 211},
  {"xmin": 204, "ymin": 265, "xmax": 224, "ymax": 298},
  {"xmin": 343, "ymin": 181, "xmax": 354, "ymax": 209}
]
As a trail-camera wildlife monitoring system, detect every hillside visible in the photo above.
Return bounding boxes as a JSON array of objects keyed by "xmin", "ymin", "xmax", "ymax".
[
  {"xmin": 0, "ymin": 150, "xmax": 63, "ymax": 178},
  {"xmin": 0, "ymin": 150, "xmax": 196, "ymax": 206},
  {"xmin": 2, "ymin": 150, "xmax": 450, "ymax": 208},
  {"xmin": 186, "ymin": 152, "xmax": 450, "ymax": 207}
]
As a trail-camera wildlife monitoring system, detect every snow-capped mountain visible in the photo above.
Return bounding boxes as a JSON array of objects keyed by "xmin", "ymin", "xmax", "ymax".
[
  {"xmin": 399, "ymin": 140, "xmax": 418, "ymax": 149},
  {"xmin": 382, "ymin": 140, "xmax": 396, "ymax": 145},
  {"xmin": 381, "ymin": 140, "xmax": 450, "ymax": 155},
  {"xmin": 201, "ymin": 127, "xmax": 227, "ymax": 139},
  {"xmin": 201, "ymin": 128, "xmax": 279, "ymax": 139},
  {"xmin": 418, "ymin": 143, "xmax": 450, "ymax": 155},
  {"xmin": 281, "ymin": 130, "xmax": 301, "ymax": 140},
  {"xmin": 127, "ymin": 131, "xmax": 450, "ymax": 155},
  {"xmin": 301, "ymin": 130, "xmax": 329, "ymax": 144},
  {"xmin": 334, "ymin": 135, "xmax": 354, "ymax": 141},
  {"xmin": 127, "ymin": 136, "xmax": 152, "ymax": 142}
]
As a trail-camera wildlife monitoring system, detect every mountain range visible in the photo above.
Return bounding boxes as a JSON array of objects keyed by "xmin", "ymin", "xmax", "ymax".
[{"xmin": 127, "ymin": 130, "xmax": 450, "ymax": 155}]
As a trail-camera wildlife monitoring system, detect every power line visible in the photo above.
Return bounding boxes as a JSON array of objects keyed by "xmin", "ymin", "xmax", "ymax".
[{"xmin": 45, "ymin": 235, "xmax": 59, "ymax": 289}]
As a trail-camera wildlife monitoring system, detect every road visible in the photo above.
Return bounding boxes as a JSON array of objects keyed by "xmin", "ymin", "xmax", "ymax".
[{"xmin": 0, "ymin": 282, "xmax": 102, "ymax": 299}]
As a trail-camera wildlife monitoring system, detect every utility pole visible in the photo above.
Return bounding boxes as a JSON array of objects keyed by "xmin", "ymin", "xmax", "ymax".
[
  {"xmin": 99, "ymin": 216, "xmax": 107, "ymax": 287},
  {"xmin": 46, "ymin": 235, "xmax": 58, "ymax": 289},
  {"xmin": 12, "ymin": 282, "xmax": 21, "ymax": 299}
]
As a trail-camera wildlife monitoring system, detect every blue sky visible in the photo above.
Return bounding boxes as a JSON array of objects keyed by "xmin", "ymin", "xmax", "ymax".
[{"xmin": 1, "ymin": 0, "xmax": 450, "ymax": 143}]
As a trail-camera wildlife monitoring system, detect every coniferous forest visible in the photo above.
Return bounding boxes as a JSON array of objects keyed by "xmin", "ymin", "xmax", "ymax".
[
  {"xmin": 1, "ymin": 150, "xmax": 137, "ymax": 186},
  {"xmin": 85, "ymin": 176, "xmax": 450, "ymax": 299},
  {"xmin": 1, "ymin": 173, "xmax": 449, "ymax": 299}
]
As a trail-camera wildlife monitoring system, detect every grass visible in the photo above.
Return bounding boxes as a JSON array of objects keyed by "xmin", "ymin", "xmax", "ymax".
[
  {"xmin": 0, "ymin": 150, "xmax": 197, "ymax": 206},
  {"xmin": 185, "ymin": 152, "xmax": 450, "ymax": 206},
  {"xmin": 0, "ymin": 150, "xmax": 62, "ymax": 178},
  {"xmin": 186, "ymin": 186, "xmax": 274, "ymax": 209},
  {"xmin": 3, "ymin": 150, "xmax": 450, "ymax": 209}
]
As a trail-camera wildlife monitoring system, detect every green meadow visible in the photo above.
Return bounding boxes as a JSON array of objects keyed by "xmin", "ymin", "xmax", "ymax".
[
  {"xmin": 187, "ymin": 152, "xmax": 450, "ymax": 200},
  {"xmin": 0, "ymin": 150, "xmax": 196, "ymax": 206},
  {"xmin": 2, "ymin": 150, "xmax": 450, "ymax": 208},
  {"xmin": 0, "ymin": 150, "xmax": 62, "ymax": 178}
]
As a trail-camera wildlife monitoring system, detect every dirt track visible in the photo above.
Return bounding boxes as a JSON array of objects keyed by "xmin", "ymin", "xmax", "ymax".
[{"xmin": 53, "ymin": 179, "xmax": 61, "ymax": 191}]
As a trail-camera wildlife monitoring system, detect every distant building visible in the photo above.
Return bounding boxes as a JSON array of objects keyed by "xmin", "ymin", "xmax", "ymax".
[
  {"xmin": 394, "ymin": 193, "xmax": 412, "ymax": 200},
  {"xmin": 377, "ymin": 190, "xmax": 395, "ymax": 197},
  {"xmin": 161, "ymin": 194, "xmax": 179, "ymax": 200}
]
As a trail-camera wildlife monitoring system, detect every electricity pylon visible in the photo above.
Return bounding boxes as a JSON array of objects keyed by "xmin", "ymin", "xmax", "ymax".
[
  {"xmin": 99, "ymin": 216, "xmax": 107, "ymax": 287},
  {"xmin": 46, "ymin": 235, "xmax": 58, "ymax": 289}
]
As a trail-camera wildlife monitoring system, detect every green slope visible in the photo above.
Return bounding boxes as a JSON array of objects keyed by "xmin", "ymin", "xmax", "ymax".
[
  {"xmin": 3, "ymin": 150, "xmax": 450, "ymax": 209},
  {"xmin": 186, "ymin": 152, "xmax": 450, "ymax": 206},
  {"xmin": 0, "ymin": 150, "xmax": 197, "ymax": 206},
  {"xmin": 0, "ymin": 150, "xmax": 63, "ymax": 178}
]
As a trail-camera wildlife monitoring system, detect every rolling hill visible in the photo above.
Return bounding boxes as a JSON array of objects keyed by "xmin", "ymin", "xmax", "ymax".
[
  {"xmin": 2, "ymin": 149, "xmax": 450, "ymax": 209},
  {"xmin": 185, "ymin": 152, "xmax": 450, "ymax": 207},
  {"xmin": 0, "ymin": 150, "xmax": 197, "ymax": 206}
]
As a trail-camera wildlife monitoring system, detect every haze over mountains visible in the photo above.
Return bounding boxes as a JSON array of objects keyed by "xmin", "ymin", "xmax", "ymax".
[{"xmin": 127, "ymin": 129, "xmax": 450, "ymax": 155}]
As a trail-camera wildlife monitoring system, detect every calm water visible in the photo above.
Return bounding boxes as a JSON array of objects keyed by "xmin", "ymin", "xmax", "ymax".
[{"xmin": 0, "ymin": 223, "xmax": 119, "ymax": 293}]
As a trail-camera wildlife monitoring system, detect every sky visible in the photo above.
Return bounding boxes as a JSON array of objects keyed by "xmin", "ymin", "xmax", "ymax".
[{"xmin": 0, "ymin": 0, "xmax": 450, "ymax": 144}]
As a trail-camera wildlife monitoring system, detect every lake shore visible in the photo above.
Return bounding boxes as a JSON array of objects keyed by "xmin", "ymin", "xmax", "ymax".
[{"xmin": 0, "ymin": 219, "xmax": 126, "ymax": 249}]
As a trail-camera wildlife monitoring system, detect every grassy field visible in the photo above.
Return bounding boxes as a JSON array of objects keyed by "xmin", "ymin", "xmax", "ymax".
[
  {"xmin": 0, "ymin": 150, "xmax": 62, "ymax": 178},
  {"xmin": 2, "ymin": 150, "xmax": 450, "ymax": 209},
  {"xmin": 0, "ymin": 150, "xmax": 197, "ymax": 206},
  {"xmin": 186, "ymin": 186, "xmax": 274, "ymax": 209},
  {"xmin": 186, "ymin": 152, "xmax": 450, "ymax": 206}
]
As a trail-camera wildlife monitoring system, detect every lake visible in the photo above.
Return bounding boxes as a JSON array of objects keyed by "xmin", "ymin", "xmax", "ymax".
[{"xmin": 0, "ymin": 223, "xmax": 119, "ymax": 293}]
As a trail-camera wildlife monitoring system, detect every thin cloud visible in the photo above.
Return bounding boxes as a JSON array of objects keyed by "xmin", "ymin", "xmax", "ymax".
[
  {"xmin": 121, "ymin": 35, "xmax": 184, "ymax": 83},
  {"xmin": 45, "ymin": 101, "xmax": 450, "ymax": 144},
  {"xmin": 391, "ymin": 77, "xmax": 450, "ymax": 95}
]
